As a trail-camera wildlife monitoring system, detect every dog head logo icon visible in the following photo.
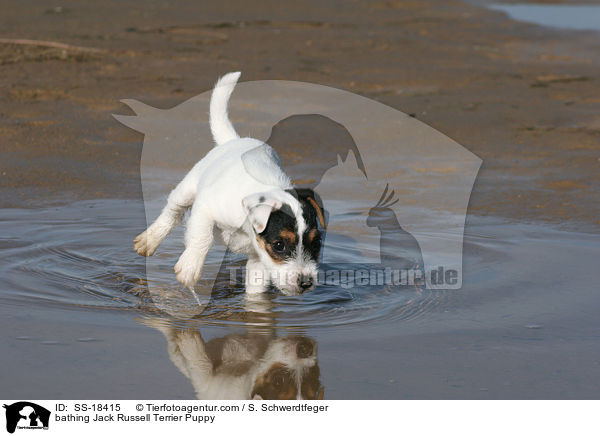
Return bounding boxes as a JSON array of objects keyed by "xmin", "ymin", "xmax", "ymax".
[{"xmin": 3, "ymin": 402, "xmax": 50, "ymax": 433}]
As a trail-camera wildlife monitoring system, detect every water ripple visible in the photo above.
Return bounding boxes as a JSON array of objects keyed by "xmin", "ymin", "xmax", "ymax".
[{"xmin": 0, "ymin": 200, "xmax": 513, "ymax": 329}]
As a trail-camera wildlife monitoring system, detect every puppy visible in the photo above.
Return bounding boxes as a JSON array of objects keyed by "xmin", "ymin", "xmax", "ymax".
[
  {"xmin": 134, "ymin": 72, "xmax": 325, "ymax": 295},
  {"xmin": 152, "ymin": 324, "xmax": 323, "ymax": 400}
]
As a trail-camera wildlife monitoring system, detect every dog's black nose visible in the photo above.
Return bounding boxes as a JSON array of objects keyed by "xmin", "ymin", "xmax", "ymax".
[
  {"xmin": 298, "ymin": 275, "xmax": 313, "ymax": 291},
  {"xmin": 296, "ymin": 338, "xmax": 314, "ymax": 358}
]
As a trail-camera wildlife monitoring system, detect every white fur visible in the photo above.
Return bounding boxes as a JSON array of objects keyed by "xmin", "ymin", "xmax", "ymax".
[
  {"xmin": 209, "ymin": 71, "xmax": 241, "ymax": 146},
  {"xmin": 153, "ymin": 326, "xmax": 319, "ymax": 400},
  {"xmin": 134, "ymin": 72, "xmax": 317, "ymax": 295}
]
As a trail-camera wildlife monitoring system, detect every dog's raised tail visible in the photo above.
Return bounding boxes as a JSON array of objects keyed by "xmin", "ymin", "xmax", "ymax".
[{"xmin": 210, "ymin": 71, "xmax": 241, "ymax": 146}]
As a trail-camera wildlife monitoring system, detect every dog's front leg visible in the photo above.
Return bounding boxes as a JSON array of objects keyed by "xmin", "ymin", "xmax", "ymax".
[
  {"xmin": 175, "ymin": 330, "xmax": 213, "ymax": 381},
  {"xmin": 134, "ymin": 161, "xmax": 206, "ymax": 256},
  {"xmin": 245, "ymin": 256, "xmax": 269, "ymax": 294},
  {"xmin": 174, "ymin": 204, "xmax": 214, "ymax": 290}
]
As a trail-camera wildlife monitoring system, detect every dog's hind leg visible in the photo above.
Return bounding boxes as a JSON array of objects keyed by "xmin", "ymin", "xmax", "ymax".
[
  {"xmin": 174, "ymin": 201, "xmax": 215, "ymax": 289},
  {"xmin": 134, "ymin": 161, "xmax": 206, "ymax": 256}
]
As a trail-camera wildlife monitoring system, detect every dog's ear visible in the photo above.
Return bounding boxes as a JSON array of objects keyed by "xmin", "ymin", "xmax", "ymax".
[
  {"xmin": 295, "ymin": 189, "xmax": 326, "ymax": 229},
  {"xmin": 242, "ymin": 193, "xmax": 283, "ymax": 233}
]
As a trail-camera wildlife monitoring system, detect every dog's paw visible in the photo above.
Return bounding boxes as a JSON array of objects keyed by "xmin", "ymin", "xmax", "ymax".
[
  {"xmin": 174, "ymin": 250, "xmax": 203, "ymax": 289},
  {"xmin": 175, "ymin": 330, "xmax": 206, "ymax": 360},
  {"xmin": 134, "ymin": 228, "xmax": 160, "ymax": 257},
  {"xmin": 134, "ymin": 230, "xmax": 151, "ymax": 256}
]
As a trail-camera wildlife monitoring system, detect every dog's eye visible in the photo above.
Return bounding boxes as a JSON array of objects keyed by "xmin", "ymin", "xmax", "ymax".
[
  {"xmin": 272, "ymin": 240, "xmax": 286, "ymax": 253},
  {"xmin": 310, "ymin": 234, "xmax": 321, "ymax": 249}
]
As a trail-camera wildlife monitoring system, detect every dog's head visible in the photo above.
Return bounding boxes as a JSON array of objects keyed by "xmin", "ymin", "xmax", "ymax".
[
  {"xmin": 243, "ymin": 188, "xmax": 326, "ymax": 296},
  {"xmin": 250, "ymin": 336, "xmax": 323, "ymax": 400}
]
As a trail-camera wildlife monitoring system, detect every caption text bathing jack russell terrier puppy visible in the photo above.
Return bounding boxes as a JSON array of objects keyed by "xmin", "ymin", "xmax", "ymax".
[{"xmin": 134, "ymin": 72, "xmax": 326, "ymax": 296}]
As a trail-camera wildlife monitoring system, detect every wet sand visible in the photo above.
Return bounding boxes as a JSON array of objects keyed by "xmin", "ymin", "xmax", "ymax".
[
  {"xmin": 1, "ymin": 0, "xmax": 599, "ymax": 399},
  {"xmin": 1, "ymin": 0, "xmax": 599, "ymax": 229}
]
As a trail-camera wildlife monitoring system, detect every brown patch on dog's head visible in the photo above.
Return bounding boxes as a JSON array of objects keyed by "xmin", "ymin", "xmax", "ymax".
[
  {"xmin": 251, "ymin": 362, "xmax": 298, "ymax": 400},
  {"xmin": 256, "ymin": 204, "xmax": 299, "ymax": 264},
  {"xmin": 306, "ymin": 228, "xmax": 319, "ymax": 244},
  {"xmin": 306, "ymin": 197, "xmax": 326, "ymax": 229},
  {"xmin": 284, "ymin": 189, "xmax": 325, "ymax": 263},
  {"xmin": 279, "ymin": 229, "xmax": 297, "ymax": 244}
]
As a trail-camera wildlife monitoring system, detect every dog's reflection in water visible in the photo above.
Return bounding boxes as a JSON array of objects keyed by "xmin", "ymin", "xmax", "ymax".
[{"xmin": 150, "ymin": 319, "xmax": 323, "ymax": 400}]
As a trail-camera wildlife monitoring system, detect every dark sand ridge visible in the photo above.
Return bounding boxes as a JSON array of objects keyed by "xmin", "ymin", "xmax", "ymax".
[{"xmin": 0, "ymin": 0, "xmax": 598, "ymax": 230}]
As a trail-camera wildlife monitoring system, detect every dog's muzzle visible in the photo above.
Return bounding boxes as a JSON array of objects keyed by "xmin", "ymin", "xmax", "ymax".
[{"xmin": 298, "ymin": 274, "xmax": 314, "ymax": 293}]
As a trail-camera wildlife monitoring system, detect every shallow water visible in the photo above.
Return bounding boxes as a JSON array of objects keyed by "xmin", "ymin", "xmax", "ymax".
[
  {"xmin": 489, "ymin": 4, "xmax": 600, "ymax": 31},
  {"xmin": 2, "ymin": 199, "xmax": 599, "ymax": 399}
]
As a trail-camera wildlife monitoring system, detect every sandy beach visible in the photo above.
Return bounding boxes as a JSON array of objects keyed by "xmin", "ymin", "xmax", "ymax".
[{"xmin": 1, "ymin": 0, "xmax": 598, "ymax": 228}]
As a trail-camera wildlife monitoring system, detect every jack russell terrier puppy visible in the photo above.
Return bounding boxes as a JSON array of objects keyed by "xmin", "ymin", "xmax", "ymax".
[
  {"xmin": 134, "ymin": 72, "xmax": 325, "ymax": 296},
  {"xmin": 148, "ymin": 319, "xmax": 324, "ymax": 400}
]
